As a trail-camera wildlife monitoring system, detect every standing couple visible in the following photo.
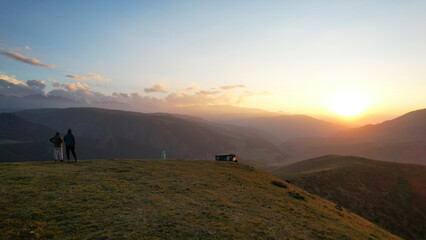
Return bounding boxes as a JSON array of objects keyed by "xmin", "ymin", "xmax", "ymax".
[{"xmin": 49, "ymin": 129, "xmax": 78, "ymax": 162}]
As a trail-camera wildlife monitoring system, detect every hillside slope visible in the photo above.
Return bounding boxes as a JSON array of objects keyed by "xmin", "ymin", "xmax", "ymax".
[
  {"xmin": 0, "ymin": 113, "xmax": 53, "ymax": 140},
  {"xmin": 334, "ymin": 108, "xmax": 426, "ymax": 142},
  {"xmin": 273, "ymin": 155, "xmax": 426, "ymax": 240},
  {"xmin": 280, "ymin": 109, "xmax": 426, "ymax": 165},
  {"xmin": 8, "ymin": 108, "xmax": 285, "ymax": 165},
  {"xmin": 0, "ymin": 113, "xmax": 56, "ymax": 162},
  {"xmin": 222, "ymin": 114, "xmax": 346, "ymax": 143},
  {"xmin": 0, "ymin": 159, "xmax": 399, "ymax": 239}
]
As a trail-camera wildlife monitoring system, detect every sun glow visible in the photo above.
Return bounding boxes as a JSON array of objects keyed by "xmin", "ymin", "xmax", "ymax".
[{"xmin": 330, "ymin": 91, "xmax": 368, "ymax": 118}]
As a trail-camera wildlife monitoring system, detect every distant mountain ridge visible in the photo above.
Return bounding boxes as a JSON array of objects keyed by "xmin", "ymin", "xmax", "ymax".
[
  {"xmin": 221, "ymin": 114, "xmax": 347, "ymax": 142},
  {"xmin": 280, "ymin": 109, "xmax": 426, "ymax": 165},
  {"xmin": 0, "ymin": 108, "xmax": 286, "ymax": 165},
  {"xmin": 274, "ymin": 155, "xmax": 426, "ymax": 240},
  {"xmin": 1, "ymin": 107, "xmax": 425, "ymax": 165},
  {"xmin": 0, "ymin": 113, "xmax": 53, "ymax": 140},
  {"xmin": 334, "ymin": 108, "xmax": 426, "ymax": 142}
]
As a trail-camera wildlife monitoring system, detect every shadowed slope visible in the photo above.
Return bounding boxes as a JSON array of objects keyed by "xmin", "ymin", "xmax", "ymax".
[
  {"xmin": 334, "ymin": 108, "xmax": 426, "ymax": 143},
  {"xmin": 10, "ymin": 108, "xmax": 285, "ymax": 165},
  {"xmin": 280, "ymin": 109, "xmax": 426, "ymax": 165},
  {"xmin": 274, "ymin": 155, "xmax": 426, "ymax": 240},
  {"xmin": 222, "ymin": 114, "xmax": 347, "ymax": 142},
  {"xmin": 0, "ymin": 113, "xmax": 53, "ymax": 140},
  {"xmin": 0, "ymin": 159, "xmax": 399, "ymax": 239}
]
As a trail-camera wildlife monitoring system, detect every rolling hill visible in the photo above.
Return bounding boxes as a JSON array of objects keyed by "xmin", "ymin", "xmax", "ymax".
[
  {"xmin": 273, "ymin": 155, "xmax": 426, "ymax": 240},
  {"xmin": 280, "ymin": 109, "xmax": 426, "ymax": 165},
  {"xmin": 334, "ymin": 108, "xmax": 426, "ymax": 142},
  {"xmin": 3, "ymin": 108, "xmax": 286, "ymax": 166},
  {"xmin": 221, "ymin": 114, "xmax": 347, "ymax": 143},
  {"xmin": 0, "ymin": 113, "xmax": 57, "ymax": 162},
  {"xmin": 2, "ymin": 107, "xmax": 425, "ymax": 166},
  {"xmin": 0, "ymin": 159, "xmax": 400, "ymax": 239},
  {"xmin": 0, "ymin": 113, "xmax": 54, "ymax": 140}
]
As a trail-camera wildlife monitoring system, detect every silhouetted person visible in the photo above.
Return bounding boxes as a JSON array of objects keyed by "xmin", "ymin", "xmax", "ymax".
[
  {"xmin": 64, "ymin": 129, "xmax": 78, "ymax": 162},
  {"xmin": 49, "ymin": 132, "xmax": 63, "ymax": 162}
]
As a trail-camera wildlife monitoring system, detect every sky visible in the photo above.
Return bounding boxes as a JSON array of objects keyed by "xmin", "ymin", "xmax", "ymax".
[{"xmin": 1, "ymin": 0, "xmax": 425, "ymax": 123}]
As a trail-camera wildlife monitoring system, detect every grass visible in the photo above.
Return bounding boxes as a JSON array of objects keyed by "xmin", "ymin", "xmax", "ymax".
[{"xmin": 0, "ymin": 159, "xmax": 400, "ymax": 239}]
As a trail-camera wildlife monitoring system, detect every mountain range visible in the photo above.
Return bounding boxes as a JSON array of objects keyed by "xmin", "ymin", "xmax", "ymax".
[
  {"xmin": 0, "ymin": 107, "xmax": 425, "ymax": 166},
  {"xmin": 221, "ymin": 114, "xmax": 347, "ymax": 142},
  {"xmin": 1, "ymin": 108, "xmax": 285, "ymax": 165},
  {"xmin": 280, "ymin": 109, "xmax": 426, "ymax": 164}
]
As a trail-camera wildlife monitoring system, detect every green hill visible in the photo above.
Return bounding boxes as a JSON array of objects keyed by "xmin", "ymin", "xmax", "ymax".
[
  {"xmin": 273, "ymin": 155, "xmax": 426, "ymax": 240},
  {"xmin": 0, "ymin": 159, "xmax": 399, "ymax": 239}
]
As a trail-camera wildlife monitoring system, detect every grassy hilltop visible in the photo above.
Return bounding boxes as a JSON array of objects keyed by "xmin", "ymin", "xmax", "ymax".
[
  {"xmin": 0, "ymin": 159, "xmax": 400, "ymax": 239},
  {"xmin": 274, "ymin": 155, "xmax": 426, "ymax": 240}
]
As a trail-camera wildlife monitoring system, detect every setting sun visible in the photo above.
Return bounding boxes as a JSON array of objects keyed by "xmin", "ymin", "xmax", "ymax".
[{"xmin": 330, "ymin": 91, "xmax": 368, "ymax": 118}]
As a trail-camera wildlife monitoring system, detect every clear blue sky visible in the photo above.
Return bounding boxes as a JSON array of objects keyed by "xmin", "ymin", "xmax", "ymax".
[{"xmin": 1, "ymin": 0, "xmax": 425, "ymax": 121}]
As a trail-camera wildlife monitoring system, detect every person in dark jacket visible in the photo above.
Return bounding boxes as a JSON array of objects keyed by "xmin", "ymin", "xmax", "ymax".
[
  {"xmin": 64, "ymin": 129, "xmax": 78, "ymax": 162},
  {"xmin": 49, "ymin": 132, "xmax": 63, "ymax": 162}
]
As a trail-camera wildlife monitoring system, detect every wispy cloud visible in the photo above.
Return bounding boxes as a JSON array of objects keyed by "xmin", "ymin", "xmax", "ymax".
[
  {"xmin": 66, "ymin": 73, "xmax": 105, "ymax": 82},
  {"xmin": 24, "ymin": 46, "xmax": 31, "ymax": 50},
  {"xmin": 197, "ymin": 90, "xmax": 221, "ymax": 95},
  {"xmin": 186, "ymin": 83, "xmax": 199, "ymax": 90},
  {"xmin": 237, "ymin": 90, "xmax": 274, "ymax": 104},
  {"xmin": 144, "ymin": 83, "xmax": 167, "ymax": 93},
  {"xmin": 87, "ymin": 73, "xmax": 103, "ymax": 81},
  {"xmin": 165, "ymin": 90, "xmax": 234, "ymax": 107},
  {"xmin": 1, "ymin": 50, "xmax": 55, "ymax": 69},
  {"xmin": 220, "ymin": 84, "xmax": 245, "ymax": 90},
  {"xmin": 66, "ymin": 74, "xmax": 87, "ymax": 81}
]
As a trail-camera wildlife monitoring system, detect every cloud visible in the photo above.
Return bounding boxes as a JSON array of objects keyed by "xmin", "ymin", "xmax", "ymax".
[
  {"xmin": 197, "ymin": 90, "xmax": 221, "ymax": 95},
  {"xmin": 165, "ymin": 90, "xmax": 233, "ymax": 107},
  {"xmin": 65, "ymin": 73, "xmax": 104, "ymax": 82},
  {"xmin": 87, "ymin": 73, "xmax": 103, "ymax": 81},
  {"xmin": 163, "ymin": 88, "xmax": 273, "ymax": 107},
  {"xmin": 52, "ymin": 80, "xmax": 61, "ymax": 88},
  {"xmin": 66, "ymin": 74, "xmax": 87, "ymax": 81},
  {"xmin": 48, "ymin": 81, "xmax": 165, "ymax": 110},
  {"xmin": 27, "ymin": 79, "xmax": 46, "ymax": 89},
  {"xmin": 1, "ymin": 50, "xmax": 55, "ymax": 69},
  {"xmin": 63, "ymin": 82, "xmax": 90, "ymax": 91},
  {"xmin": 186, "ymin": 83, "xmax": 199, "ymax": 90},
  {"xmin": 0, "ymin": 74, "xmax": 45, "ymax": 96},
  {"xmin": 55, "ymin": 81, "xmax": 90, "ymax": 91},
  {"xmin": 220, "ymin": 84, "xmax": 245, "ymax": 90},
  {"xmin": 0, "ymin": 74, "xmax": 23, "ymax": 85},
  {"xmin": 111, "ymin": 91, "xmax": 164, "ymax": 107},
  {"xmin": 24, "ymin": 46, "xmax": 31, "ymax": 50},
  {"xmin": 112, "ymin": 92, "xmax": 130, "ymax": 98},
  {"xmin": 144, "ymin": 83, "xmax": 167, "ymax": 93},
  {"xmin": 48, "ymin": 88, "xmax": 96, "ymax": 102},
  {"xmin": 48, "ymin": 81, "xmax": 101, "ymax": 103},
  {"xmin": 237, "ymin": 90, "xmax": 274, "ymax": 104},
  {"xmin": 2, "ymin": 71, "xmax": 271, "ymax": 113}
]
